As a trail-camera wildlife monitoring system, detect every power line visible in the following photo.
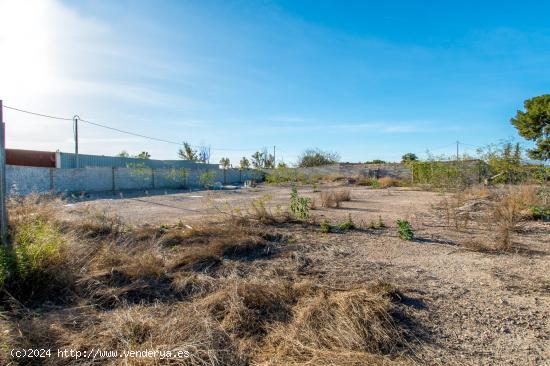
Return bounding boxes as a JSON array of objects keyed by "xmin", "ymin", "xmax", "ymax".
[
  {"xmin": 78, "ymin": 117, "xmax": 182, "ymax": 146},
  {"xmin": 4, "ymin": 104, "xmax": 262, "ymax": 152},
  {"xmin": 3, "ymin": 105, "xmax": 73, "ymax": 121}
]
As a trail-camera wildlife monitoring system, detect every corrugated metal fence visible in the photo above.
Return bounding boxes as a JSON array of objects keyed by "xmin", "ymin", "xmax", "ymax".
[{"xmin": 58, "ymin": 152, "xmax": 218, "ymax": 170}]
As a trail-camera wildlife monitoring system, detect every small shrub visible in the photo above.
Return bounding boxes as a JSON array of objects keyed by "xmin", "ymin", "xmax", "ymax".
[
  {"xmin": 250, "ymin": 194, "xmax": 275, "ymax": 223},
  {"xmin": 530, "ymin": 205, "xmax": 550, "ymax": 221},
  {"xmin": 319, "ymin": 189, "xmax": 351, "ymax": 208},
  {"xmin": 396, "ymin": 220, "xmax": 414, "ymax": 241},
  {"xmin": 334, "ymin": 189, "xmax": 351, "ymax": 202},
  {"xmin": 290, "ymin": 186, "xmax": 312, "ymax": 220},
  {"xmin": 339, "ymin": 214, "xmax": 356, "ymax": 231},
  {"xmin": 14, "ymin": 218, "xmax": 64, "ymax": 280},
  {"xmin": 368, "ymin": 216, "xmax": 386, "ymax": 230},
  {"xmin": 199, "ymin": 171, "xmax": 216, "ymax": 188},
  {"xmin": 320, "ymin": 219, "xmax": 331, "ymax": 233},
  {"xmin": 491, "ymin": 185, "xmax": 539, "ymax": 250},
  {"xmin": 319, "ymin": 191, "xmax": 336, "ymax": 208},
  {"xmin": 378, "ymin": 177, "xmax": 401, "ymax": 188}
]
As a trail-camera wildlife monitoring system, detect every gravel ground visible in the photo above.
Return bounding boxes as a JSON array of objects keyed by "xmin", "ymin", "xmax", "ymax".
[{"xmin": 65, "ymin": 184, "xmax": 550, "ymax": 365}]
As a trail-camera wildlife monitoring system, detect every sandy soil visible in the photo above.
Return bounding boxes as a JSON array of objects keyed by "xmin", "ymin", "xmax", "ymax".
[{"xmin": 64, "ymin": 184, "xmax": 550, "ymax": 365}]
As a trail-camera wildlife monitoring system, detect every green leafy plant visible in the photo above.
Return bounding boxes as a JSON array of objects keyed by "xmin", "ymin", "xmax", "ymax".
[
  {"xmin": 199, "ymin": 171, "xmax": 216, "ymax": 188},
  {"xmin": 127, "ymin": 162, "xmax": 153, "ymax": 183},
  {"xmin": 320, "ymin": 219, "xmax": 331, "ymax": 233},
  {"xmin": 369, "ymin": 179, "xmax": 381, "ymax": 188},
  {"xmin": 530, "ymin": 205, "xmax": 550, "ymax": 220},
  {"xmin": 290, "ymin": 186, "xmax": 311, "ymax": 220},
  {"xmin": 14, "ymin": 219, "xmax": 63, "ymax": 278},
  {"xmin": 339, "ymin": 214, "xmax": 356, "ymax": 231},
  {"xmin": 166, "ymin": 168, "xmax": 188, "ymax": 187},
  {"xmin": 397, "ymin": 219, "xmax": 414, "ymax": 241}
]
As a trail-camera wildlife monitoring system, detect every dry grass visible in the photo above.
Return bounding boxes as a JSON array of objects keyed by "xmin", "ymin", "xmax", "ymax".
[
  {"xmin": 318, "ymin": 189, "xmax": 352, "ymax": 208},
  {"xmin": 257, "ymin": 285, "xmax": 405, "ymax": 365},
  {"xmin": 378, "ymin": 177, "xmax": 402, "ymax": 188},
  {"xmin": 490, "ymin": 185, "xmax": 539, "ymax": 250},
  {"xmin": 443, "ymin": 184, "xmax": 546, "ymax": 252},
  {"xmin": 59, "ymin": 303, "xmax": 246, "ymax": 365},
  {"xmin": 2, "ymin": 196, "xmax": 410, "ymax": 366}
]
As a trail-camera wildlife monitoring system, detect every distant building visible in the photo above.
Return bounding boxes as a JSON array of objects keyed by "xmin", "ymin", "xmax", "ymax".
[{"xmin": 6, "ymin": 148, "xmax": 56, "ymax": 167}]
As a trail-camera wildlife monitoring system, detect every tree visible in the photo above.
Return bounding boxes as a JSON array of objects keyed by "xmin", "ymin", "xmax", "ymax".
[
  {"xmin": 178, "ymin": 142, "xmax": 198, "ymax": 161},
  {"xmin": 365, "ymin": 159, "xmax": 386, "ymax": 164},
  {"xmin": 219, "ymin": 157, "xmax": 230, "ymax": 169},
  {"xmin": 297, "ymin": 148, "xmax": 340, "ymax": 168},
  {"xmin": 117, "ymin": 150, "xmax": 130, "ymax": 158},
  {"xmin": 197, "ymin": 144, "xmax": 210, "ymax": 163},
  {"xmin": 250, "ymin": 150, "xmax": 275, "ymax": 169},
  {"xmin": 219, "ymin": 157, "xmax": 231, "ymax": 184},
  {"xmin": 251, "ymin": 151, "xmax": 264, "ymax": 169},
  {"xmin": 239, "ymin": 157, "xmax": 250, "ymax": 170},
  {"xmin": 277, "ymin": 161, "xmax": 288, "ymax": 168},
  {"xmin": 136, "ymin": 151, "xmax": 151, "ymax": 160},
  {"xmin": 511, "ymin": 95, "xmax": 550, "ymax": 160},
  {"xmin": 401, "ymin": 153, "xmax": 418, "ymax": 163}
]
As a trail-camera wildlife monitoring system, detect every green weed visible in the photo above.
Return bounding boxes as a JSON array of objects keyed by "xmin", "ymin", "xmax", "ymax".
[
  {"xmin": 396, "ymin": 220, "xmax": 414, "ymax": 241},
  {"xmin": 339, "ymin": 214, "xmax": 356, "ymax": 231},
  {"xmin": 290, "ymin": 186, "xmax": 312, "ymax": 221}
]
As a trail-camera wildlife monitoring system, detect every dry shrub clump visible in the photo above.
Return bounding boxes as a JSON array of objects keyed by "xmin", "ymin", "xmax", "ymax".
[
  {"xmin": 68, "ymin": 210, "xmax": 125, "ymax": 239},
  {"xmin": 377, "ymin": 177, "xmax": 402, "ymax": 188},
  {"xmin": 448, "ymin": 184, "xmax": 546, "ymax": 252},
  {"xmin": 257, "ymin": 285, "xmax": 405, "ymax": 366},
  {"xmin": 60, "ymin": 303, "xmax": 246, "ymax": 366},
  {"xmin": 319, "ymin": 189, "xmax": 352, "ymax": 208},
  {"xmin": 491, "ymin": 185, "xmax": 539, "ymax": 250}
]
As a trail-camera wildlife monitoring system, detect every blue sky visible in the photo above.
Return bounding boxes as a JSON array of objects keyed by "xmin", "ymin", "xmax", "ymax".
[{"xmin": 1, "ymin": 0, "xmax": 549, "ymax": 164}]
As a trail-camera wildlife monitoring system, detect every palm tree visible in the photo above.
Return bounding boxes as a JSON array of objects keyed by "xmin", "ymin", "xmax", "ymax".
[{"xmin": 219, "ymin": 157, "xmax": 231, "ymax": 184}]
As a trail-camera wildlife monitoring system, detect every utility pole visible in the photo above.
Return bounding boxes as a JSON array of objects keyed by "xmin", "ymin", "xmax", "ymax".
[
  {"xmin": 456, "ymin": 140, "xmax": 459, "ymax": 161},
  {"xmin": 73, "ymin": 115, "xmax": 80, "ymax": 168},
  {"xmin": 273, "ymin": 145, "xmax": 276, "ymax": 166},
  {"xmin": 208, "ymin": 146, "xmax": 211, "ymax": 164},
  {"xmin": 0, "ymin": 100, "xmax": 8, "ymax": 247}
]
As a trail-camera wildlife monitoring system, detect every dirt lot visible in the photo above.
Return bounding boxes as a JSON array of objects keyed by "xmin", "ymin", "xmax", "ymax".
[
  {"xmin": 63, "ymin": 183, "xmax": 550, "ymax": 365},
  {"xmin": 64, "ymin": 185, "xmax": 438, "ymax": 226}
]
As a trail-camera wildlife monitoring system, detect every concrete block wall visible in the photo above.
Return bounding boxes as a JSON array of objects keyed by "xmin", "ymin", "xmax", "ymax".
[
  {"xmin": 6, "ymin": 165, "xmax": 263, "ymax": 196},
  {"xmin": 7, "ymin": 165, "xmax": 51, "ymax": 195},
  {"xmin": 114, "ymin": 168, "xmax": 154, "ymax": 190},
  {"xmin": 55, "ymin": 167, "xmax": 113, "ymax": 193}
]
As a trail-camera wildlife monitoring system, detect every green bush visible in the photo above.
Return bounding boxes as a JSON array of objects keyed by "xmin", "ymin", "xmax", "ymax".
[
  {"xmin": 397, "ymin": 220, "xmax": 414, "ymax": 241},
  {"xmin": 0, "ymin": 246, "xmax": 11, "ymax": 287},
  {"xmin": 14, "ymin": 218, "xmax": 63, "ymax": 280},
  {"xmin": 339, "ymin": 214, "xmax": 356, "ymax": 231},
  {"xmin": 530, "ymin": 205, "xmax": 550, "ymax": 221},
  {"xmin": 320, "ymin": 219, "xmax": 331, "ymax": 233},
  {"xmin": 166, "ymin": 168, "xmax": 188, "ymax": 187},
  {"xmin": 0, "ymin": 217, "xmax": 65, "ymax": 290},
  {"xmin": 290, "ymin": 186, "xmax": 311, "ymax": 220},
  {"xmin": 199, "ymin": 171, "xmax": 216, "ymax": 188}
]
